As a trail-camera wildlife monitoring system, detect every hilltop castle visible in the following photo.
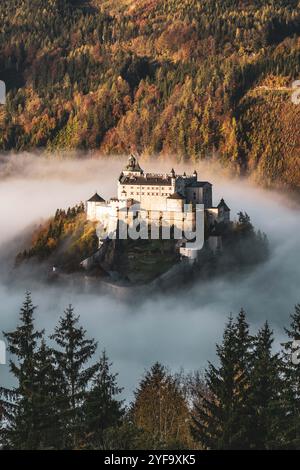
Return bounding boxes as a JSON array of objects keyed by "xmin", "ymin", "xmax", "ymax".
[{"xmin": 86, "ymin": 155, "xmax": 230, "ymax": 260}]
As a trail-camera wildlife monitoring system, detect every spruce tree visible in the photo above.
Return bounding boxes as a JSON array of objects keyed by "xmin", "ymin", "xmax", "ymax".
[
  {"xmin": 83, "ymin": 350, "xmax": 124, "ymax": 449},
  {"xmin": 3, "ymin": 292, "xmax": 43, "ymax": 449},
  {"xmin": 0, "ymin": 385, "xmax": 17, "ymax": 448},
  {"xmin": 230, "ymin": 309, "xmax": 253, "ymax": 444},
  {"xmin": 50, "ymin": 305, "xmax": 98, "ymax": 449},
  {"xmin": 247, "ymin": 322, "xmax": 284, "ymax": 449},
  {"xmin": 192, "ymin": 311, "xmax": 252, "ymax": 449},
  {"xmin": 281, "ymin": 304, "xmax": 300, "ymax": 448},
  {"xmin": 33, "ymin": 340, "xmax": 67, "ymax": 449}
]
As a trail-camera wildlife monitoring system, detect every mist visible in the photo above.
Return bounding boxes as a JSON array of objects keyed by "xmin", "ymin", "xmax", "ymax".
[{"xmin": 0, "ymin": 153, "xmax": 299, "ymax": 399}]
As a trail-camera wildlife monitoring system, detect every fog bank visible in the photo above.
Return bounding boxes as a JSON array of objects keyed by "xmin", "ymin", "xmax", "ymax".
[{"xmin": 0, "ymin": 154, "xmax": 299, "ymax": 398}]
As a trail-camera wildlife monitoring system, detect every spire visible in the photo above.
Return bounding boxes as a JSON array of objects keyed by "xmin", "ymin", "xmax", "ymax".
[
  {"xmin": 128, "ymin": 154, "xmax": 136, "ymax": 166},
  {"xmin": 87, "ymin": 192, "xmax": 105, "ymax": 203},
  {"xmin": 124, "ymin": 154, "xmax": 143, "ymax": 174},
  {"xmin": 217, "ymin": 198, "xmax": 230, "ymax": 211}
]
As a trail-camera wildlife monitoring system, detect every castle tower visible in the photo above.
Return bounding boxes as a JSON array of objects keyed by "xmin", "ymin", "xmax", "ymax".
[
  {"xmin": 217, "ymin": 198, "xmax": 230, "ymax": 223},
  {"xmin": 86, "ymin": 192, "xmax": 105, "ymax": 221},
  {"xmin": 122, "ymin": 154, "xmax": 143, "ymax": 176},
  {"xmin": 170, "ymin": 168, "xmax": 176, "ymax": 189}
]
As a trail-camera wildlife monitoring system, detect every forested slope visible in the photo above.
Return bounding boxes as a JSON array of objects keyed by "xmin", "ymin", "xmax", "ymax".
[{"xmin": 0, "ymin": 0, "xmax": 299, "ymax": 189}]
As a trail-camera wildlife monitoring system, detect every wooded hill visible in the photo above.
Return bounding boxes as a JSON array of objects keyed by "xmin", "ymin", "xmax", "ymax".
[
  {"xmin": 15, "ymin": 203, "xmax": 269, "ymax": 286},
  {"xmin": 0, "ymin": 0, "xmax": 299, "ymax": 190}
]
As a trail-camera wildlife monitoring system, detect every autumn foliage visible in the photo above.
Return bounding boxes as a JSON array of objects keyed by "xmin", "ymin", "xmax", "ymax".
[{"xmin": 0, "ymin": 0, "xmax": 299, "ymax": 189}]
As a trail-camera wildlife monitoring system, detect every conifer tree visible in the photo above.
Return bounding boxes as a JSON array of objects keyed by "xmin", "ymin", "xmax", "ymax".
[
  {"xmin": 0, "ymin": 385, "xmax": 17, "ymax": 448},
  {"xmin": 281, "ymin": 304, "xmax": 300, "ymax": 449},
  {"xmin": 83, "ymin": 350, "xmax": 124, "ymax": 449},
  {"xmin": 50, "ymin": 305, "xmax": 98, "ymax": 449},
  {"xmin": 192, "ymin": 311, "xmax": 252, "ymax": 449},
  {"xmin": 3, "ymin": 292, "xmax": 43, "ymax": 449},
  {"xmin": 33, "ymin": 339, "xmax": 67, "ymax": 449},
  {"xmin": 236, "ymin": 212, "xmax": 254, "ymax": 237},
  {"xmin": 231, "ymin": 309, "xmax": 253, "ymax": 442},
  {"xmin": 247, "ymin": 322, "xmax": 284, "ymax": 449}
]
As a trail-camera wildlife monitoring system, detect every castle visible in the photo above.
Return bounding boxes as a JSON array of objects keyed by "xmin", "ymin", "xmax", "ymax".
[{"xmin": 86, "ymin": 155, "xmax": 230, "ymax": 260}]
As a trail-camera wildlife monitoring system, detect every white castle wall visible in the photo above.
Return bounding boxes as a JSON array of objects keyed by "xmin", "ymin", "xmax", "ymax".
[
  {"xmin": 87, "ymin": 199, "xmax": 198, "ymax": 240},
  {"xmin": 118, "ymin": 182, "xmax": 175, "ymax": 211},
  {"xmin": 179, "ymin": 246, "xmax": 199, "ymax": 263},
  {"xmin": 166, "ymin": 198, "xmax": 184, "ymax": 212},
  {"xmin": 87, "ymin": 201, "xmax": 118, "ymax": 239},
  {"xmin": 86, "ymin": 157, "xmax": 229, "ymax": 260}
]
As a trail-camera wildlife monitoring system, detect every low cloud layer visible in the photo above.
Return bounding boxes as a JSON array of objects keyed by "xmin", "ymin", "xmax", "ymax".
[{"xmin": 0, "ymin": 154, "xmax": 299, "ymax": 398}]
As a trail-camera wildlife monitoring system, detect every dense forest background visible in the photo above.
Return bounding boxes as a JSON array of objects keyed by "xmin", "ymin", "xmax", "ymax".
[{"xmin": 0, "ymin": 0, "xmax": 300, "ymax": 190}]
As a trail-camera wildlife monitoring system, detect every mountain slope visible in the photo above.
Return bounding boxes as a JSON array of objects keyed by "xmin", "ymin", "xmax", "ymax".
[{"xmin": 0, "ymin": 0, "xmax": 299, "ymax": 189}]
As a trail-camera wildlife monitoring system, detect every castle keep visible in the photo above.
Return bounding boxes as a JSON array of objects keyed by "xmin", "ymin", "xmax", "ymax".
[{"xmin": 86, "ymin": 155, "xmax": 230, "ymax": 260}]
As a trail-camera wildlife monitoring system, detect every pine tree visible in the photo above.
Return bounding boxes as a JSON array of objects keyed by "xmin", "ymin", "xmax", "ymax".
[
  {"xmin": 236, "ymin": 212, "xmax": 254, "ymax": 237},
  {"xmin": 192, "ymin": 311, "xmax": 252, "ymax": 449},
  {"xmin": 247, "ymin": 322, "xmax": 285, "ymax": 449},
  {"xmin": 83, "ymin": 350, "xmax": 124, "ymax": 449},
  {"xmin": 0, "ymin": 385, "xmax": 17, "ymax": 448},
  {"xmin": 33, "ymin": 340, "xmax": 67, "ymax": 449},
  {"xmin": 50, "ymin": 305, "xmax": 98, "ymax": 449},
  {"xmin": 2, "ymin": 292, "xmax": 43, "ymax": 449},
  {"xmin": 231, "ymin": 309, "xmax": 253, "ymax": 443},
  {"xmin": 281, "ymin": 304, "xmax": 300, "ymax": 448}
]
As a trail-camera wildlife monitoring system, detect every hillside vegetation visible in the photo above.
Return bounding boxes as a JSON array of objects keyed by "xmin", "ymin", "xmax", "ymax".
[
  {"xmin": 16, "ymin": 203, "xmax": 99, "ymax": 272},
  {"xmin": 0, "ymin": 0, "xmax": 300, "ymax": 189},
  {"xmin": 15, "ymin": 203, "xmax": 268, "ymax": 284}
]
